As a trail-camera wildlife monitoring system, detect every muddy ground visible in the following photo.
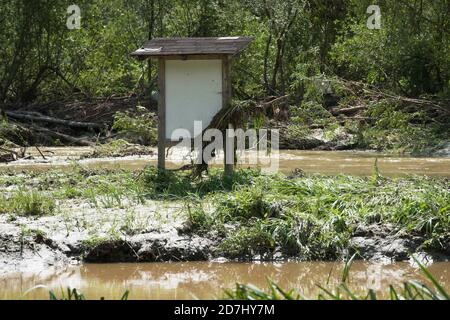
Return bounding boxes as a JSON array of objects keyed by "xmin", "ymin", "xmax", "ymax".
[
  {"xmin": 1, "ymin": 147, "xmax": 449, "ymax": 275},
  {"xmin": 1, "ymin": 196, "xmax": 448, "ymax": 275},
  {"xmin": 0, "ymin": 198, "xmax": 215, "ymax": 274}
]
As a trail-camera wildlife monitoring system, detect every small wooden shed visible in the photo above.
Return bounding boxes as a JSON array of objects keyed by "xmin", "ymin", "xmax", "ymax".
[{"xmin": 132, "ymin": 37, "xmax": 253, "ymax": 173}]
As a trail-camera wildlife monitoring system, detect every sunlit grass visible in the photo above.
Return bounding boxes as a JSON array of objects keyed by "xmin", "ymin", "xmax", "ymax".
[{"xmin": 0, "ymin": 189, "xmax": 56, "ymax": 216}]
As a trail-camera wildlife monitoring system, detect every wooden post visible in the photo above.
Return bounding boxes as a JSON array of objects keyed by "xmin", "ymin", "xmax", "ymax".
[
  {"xmin": 222, "ymin": 55, "xmax": 233, "ymax": 176},
  {"xmin": 157, "ymin": 58, "xmax": 166, "ymax": 170}
]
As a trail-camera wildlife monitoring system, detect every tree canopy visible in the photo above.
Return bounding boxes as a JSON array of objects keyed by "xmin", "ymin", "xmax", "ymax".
[{"xmin": 0, "ymin": 0, "xmax": 448, "ymax": 105}]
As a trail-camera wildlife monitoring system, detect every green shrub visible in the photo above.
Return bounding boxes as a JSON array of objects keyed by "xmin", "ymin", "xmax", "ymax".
[
  {"xmin": 354, "ymin": 102, "xmax": 443, "ymax": 152},
  {"xmin": 290, "ymin": 101, "xmax": 334, "ymax": 126}
]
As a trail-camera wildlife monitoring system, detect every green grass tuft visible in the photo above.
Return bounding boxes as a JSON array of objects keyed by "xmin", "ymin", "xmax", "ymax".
[{"xmin": 0, "ymin": 190, "xmax": 56, "ymax": 216}]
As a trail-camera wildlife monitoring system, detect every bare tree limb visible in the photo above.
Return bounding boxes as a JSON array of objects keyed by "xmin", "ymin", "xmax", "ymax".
[
  {"xmin": 6, "ymin": 111, "xmax": 105, "ymax": 130},
  {"xmin": 29, "ymin": 125, "xmax": 95, "ymax": 146}
]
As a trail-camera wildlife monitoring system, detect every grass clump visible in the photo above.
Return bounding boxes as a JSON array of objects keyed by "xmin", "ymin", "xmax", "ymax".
[
  {"xmin": 136, "ymin": 167, "xmax": 449, "ymax": 259},
  {"xmin": 217, "ymin": 221, "xmax": 276, "ymax": 258},
  {"xmin": 186, "ymin": 203, "xmax": 214, "ymax": 233},
  {"xmin": 192, "ymin": 171, "xmax": 449, "ymax": 259},
  {"xmin": 0, "ymin": 190, "xmax": 56, "ymax": 216},
  {"xmin": 225, "ymin": 273, "xmax": 449, "ymax": 300},
  {"xmin": 216, "ymin": 186, "xmax": 271, "ymax": 221},
  {"xmin": 141, "ymin": 166, "xmax": 260, "ymax": 200},
  {"xmin": 46, "ymin": 287, "xmax": 129, "ymax": 300}
]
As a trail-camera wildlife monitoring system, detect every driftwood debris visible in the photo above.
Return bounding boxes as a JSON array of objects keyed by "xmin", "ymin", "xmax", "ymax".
[
  {"xmin": 0, "ymin": 145, "xmax": 49, "ymax": 163},
  {"xmin": 330, "ymin": 105, "xmax": 367, "ymax": 116},
  {"xmin": 0, "ymin": 146, "xmax": 26, "ymax": 163},
  {"xmin": 30, "ymin": 125, "xmax": 95, "ymax": 146},
  {"xmin": 6, "ymin": 111, "xmax": 104, "ymax": 130},
  {"xmin": 255, "ymin": 94, "xmax": 290, "ymax": 110},
  {"xmin": 185, "ymin": 95, "xmax": 293, "ymax": 177},
  {"xmin": 331, "ymin": 77, "xmax": 450, "ymax": 115},
  {"xmin": 0, "ymin": 146, "xmax": 18, "ymax": 163}
]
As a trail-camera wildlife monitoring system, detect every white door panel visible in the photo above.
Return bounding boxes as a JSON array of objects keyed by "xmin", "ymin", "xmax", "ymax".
[{"xmin": 165, "ymin": 59, "xmax": 222, "ymax": 140}]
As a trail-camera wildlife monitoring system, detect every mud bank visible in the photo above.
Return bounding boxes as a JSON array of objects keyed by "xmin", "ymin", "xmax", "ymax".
[
  {"xmin": 1, "ymin": 155, "xmax": 448, "ymax": 275},
  {"xmin": 0, "ymin": 199, "xmax": 213, "ymax": 274},
  {"xmin": 1, "ymin": 201, "xmax": 448, "ymax": 275}
]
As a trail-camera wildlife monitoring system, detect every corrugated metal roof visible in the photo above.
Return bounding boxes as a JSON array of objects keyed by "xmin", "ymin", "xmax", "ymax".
[{"xmin": 131, "ymin": 37, "xmax": 253, "ymax": 57}]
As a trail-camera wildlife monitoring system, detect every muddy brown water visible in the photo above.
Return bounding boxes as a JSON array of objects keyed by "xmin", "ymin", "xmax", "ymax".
[
  {"xmin": 1, "ymin": 147, "xmax": 450, "ymax": 177},
  {"xmin": 1, "ymin": 261, "xmax": 449, "ymax": 300}
]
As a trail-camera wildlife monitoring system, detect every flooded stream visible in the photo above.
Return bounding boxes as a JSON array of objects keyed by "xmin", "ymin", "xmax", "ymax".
[
  {"xmin": 1, "ymin": 147, "xmax": 449, "ymax": 177},
  {"xmin": 1, "ymin": 261, "xmax": 449, "ymax": 300}
]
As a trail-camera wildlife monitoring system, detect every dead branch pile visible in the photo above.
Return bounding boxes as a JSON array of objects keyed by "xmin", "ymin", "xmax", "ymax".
[
  {"xmin": 328, "ymin": 77, "xmax": 450, "ymax": 118},
  {"xmin": 6, "ymin": 111, "xmax": 104, "ymax": 130},
  {"xmin": 190, "ymin": 97, "xmax": 289, "ymax": 178}
]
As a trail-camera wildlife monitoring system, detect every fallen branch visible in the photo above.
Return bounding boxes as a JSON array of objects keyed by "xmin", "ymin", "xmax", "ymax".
[
  {"xmin": 0, "ymin": 146, "xmax": 26, "ymax": 163},
  {"xmin": 29, "ymin": 125, "xmax": 95, "ymax": 146},
  {"xmin": 6, "ymin": 111, "xmax": 105, "ymax": 130},
  {"xmin": 0, "ymin": 146, "xmax": 19, "ymax": 157},
  {"xmin": 334, "ymin": 78, "xmax": 450, "ymax": 115},
  {"xmin": 0, "ymin": 153, "xmax": 16, "ymax": 163},
  {"xmin": 34, "ymin": 146, "xmax": 47, "ymax": 160},
  {"xmin": 256, "ymin": 94, "xmax": 290, "ymax": 110},
  {"xmin": 331, "ymin": 105, "xmax": 367, "ymax": 116}
]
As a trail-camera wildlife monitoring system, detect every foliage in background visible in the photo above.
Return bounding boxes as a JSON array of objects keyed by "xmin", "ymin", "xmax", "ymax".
[
  {"xmin": 112, "ymin": 106, "xmax": 157, "ymax": 145},
  {"xmin": 0, "ymin": 0, "xmax": 448, "ymax": 103},
  {"xmin": 0, "ymin": 1, "xmax": 448, "ymax": 153}
]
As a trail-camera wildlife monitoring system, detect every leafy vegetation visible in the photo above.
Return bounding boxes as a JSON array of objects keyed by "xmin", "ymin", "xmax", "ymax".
[
  {"xmin": 0, "ymin": 1, "xmax": 448, "ymax": 153},
  {"xmin": 183, "ymin": 170, "xmax": 449, "ymax": 259},
  {"xmin": 1, "ymin": 1, "xmax": 448, "ymax": 101}
]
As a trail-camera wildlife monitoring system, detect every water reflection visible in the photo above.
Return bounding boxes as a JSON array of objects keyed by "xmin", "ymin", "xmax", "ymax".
[{"xmin": 1, "ymin": 261, "xmax": 449, "ymax": 300}]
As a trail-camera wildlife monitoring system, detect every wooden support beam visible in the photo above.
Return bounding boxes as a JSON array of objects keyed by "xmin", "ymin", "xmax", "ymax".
[
  {"xmin": 162, "ymin": 54, "xmax": 225, "ymax": 60},
  {"xmin": 158, "ymin": 58, "xmax": 166, "ymax": 170},
  {"xmin": 222, "ymin": 55, "xmax": 234, "ymax": 176}
]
